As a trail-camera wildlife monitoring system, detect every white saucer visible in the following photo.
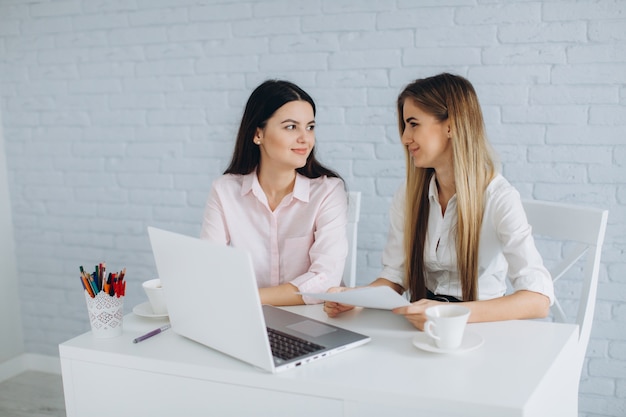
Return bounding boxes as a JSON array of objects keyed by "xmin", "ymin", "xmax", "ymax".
[
  {"xmin": 132, "ymin": 302, "xmax": 168, "ymax": 318},
  {"xmin": 412, "ymin": 331, "xmax": 484, "ymax": 354}
]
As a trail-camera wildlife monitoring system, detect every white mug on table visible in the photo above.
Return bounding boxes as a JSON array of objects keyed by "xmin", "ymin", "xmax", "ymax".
[
  {"xmin": 142, "ymin": 278, "xmax": 168, "ymax": 315},
  {"xmin": 424, "ymin": 305, "xmax": 470, "ymax": 350}
]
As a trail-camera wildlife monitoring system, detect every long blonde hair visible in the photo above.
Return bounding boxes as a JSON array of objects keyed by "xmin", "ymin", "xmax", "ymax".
[{"xmin": 397, "ymin": 73, "xmax": 497, "ymax": 301}]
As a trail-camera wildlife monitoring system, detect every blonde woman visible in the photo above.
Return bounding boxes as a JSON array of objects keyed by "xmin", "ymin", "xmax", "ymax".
[{"xmin": 324, "ymin": 73, "xmax": 554, "ymax": 330}]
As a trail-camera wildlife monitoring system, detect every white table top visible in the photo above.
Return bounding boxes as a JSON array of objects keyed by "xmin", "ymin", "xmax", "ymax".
[{"xmin": 60, "ymin": 304, "xmax": 578, "ymax": 416}]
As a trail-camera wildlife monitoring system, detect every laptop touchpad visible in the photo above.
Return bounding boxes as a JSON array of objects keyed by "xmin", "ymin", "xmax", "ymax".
[{"xmin": 287, "ymin": 320, "xmax": 337, "ymax": 338}]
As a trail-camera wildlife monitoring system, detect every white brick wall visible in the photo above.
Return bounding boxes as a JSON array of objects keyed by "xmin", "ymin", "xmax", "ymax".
[{"xmin": 0, "ymin": 1, "xmax": 624, "ymax": 415}]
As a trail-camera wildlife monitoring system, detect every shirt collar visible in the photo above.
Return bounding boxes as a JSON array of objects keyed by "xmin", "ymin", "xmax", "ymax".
[
  {"xmin": 240, "ymin": 171, "xmax": 311, "ymax": 203},
  {"xmin": 241, "ymin": 172, "xmax": 258, "ymax": 196},
  {"xmin": 292, "ymin": 173, "xmax": 310, "ymax": 203},
  {"xmin": 428, "ymin": 175, "xmax": 439, "ymax": 202},
  {"xmin": 427, "ymin": 174, "xmax": 457, "ymax": 207}
]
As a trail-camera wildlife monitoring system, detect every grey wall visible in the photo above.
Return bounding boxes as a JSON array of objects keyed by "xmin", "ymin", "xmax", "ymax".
[
  {"xmin": 0, "ymin": 1, "xmax": 624, "ymax": 415},
  {"xmin": 0, "ymin": 111, "xmax": 24, "ymax": 363}
]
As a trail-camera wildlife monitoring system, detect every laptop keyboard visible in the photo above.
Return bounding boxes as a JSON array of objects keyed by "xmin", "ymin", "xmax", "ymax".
[{"xmin": 267, "ymin": 327, "xmax": 325, "ymax": 360}]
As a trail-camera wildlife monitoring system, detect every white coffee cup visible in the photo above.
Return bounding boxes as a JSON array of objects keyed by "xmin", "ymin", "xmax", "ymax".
[
  {"xmin": 142, "ymin": 278, "xmax": 168, "ymax": 315},
  {"xmin": 424, "ymin": 305, "xmax": 470, "ymax": 350}
]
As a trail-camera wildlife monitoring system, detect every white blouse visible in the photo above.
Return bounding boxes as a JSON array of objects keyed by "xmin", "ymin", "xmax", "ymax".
[{"xmin": 379, "ymin": 174, "xmax": 555, "ymax": 303}]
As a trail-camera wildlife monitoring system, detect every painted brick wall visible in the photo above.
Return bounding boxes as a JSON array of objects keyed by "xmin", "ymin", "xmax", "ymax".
[{"xmin": 0, "ymin": 1, "xmax": 624, "ymax": 415}]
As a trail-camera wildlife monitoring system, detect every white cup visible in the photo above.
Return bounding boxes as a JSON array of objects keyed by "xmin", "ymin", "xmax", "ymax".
[
  {"xmin": 424, "ymin": 305, "xmax": 470, "ymax": 350},
  {"xmin": 142, "ymin": 278, "xmax": 168, "ymax": 315}
]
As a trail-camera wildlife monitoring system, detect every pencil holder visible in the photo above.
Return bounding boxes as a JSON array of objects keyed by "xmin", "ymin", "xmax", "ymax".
[{"xmin": 84, "ymin": 291, "xmax": 124, "ymax": 338}]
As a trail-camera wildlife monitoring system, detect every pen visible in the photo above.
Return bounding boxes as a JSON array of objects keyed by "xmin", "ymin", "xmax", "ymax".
[
  {"xmin": 81, "ymin": 275, "xmax": 95, "ymax": 297},
  {"xmin": 133, "ymin": 324, "xmax": 171, "ymax": 344},
  {"xmin": 89, "ymin": 272, "xmax": 99, "ymax": 295}
]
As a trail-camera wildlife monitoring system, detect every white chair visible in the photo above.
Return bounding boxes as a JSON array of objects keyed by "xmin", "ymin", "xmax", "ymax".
[
  {"xmin": 522, "ymin": 199, "xmax": 608, "ymax": 378},
  {"xmin": 342, "ymin": 191, "xmax": 361, "ymax": 288}
]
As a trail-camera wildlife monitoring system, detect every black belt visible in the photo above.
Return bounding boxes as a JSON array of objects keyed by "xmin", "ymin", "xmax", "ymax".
[{"xmin": 426, "ymin": 289, "xmax": 461, "ymax": 303}]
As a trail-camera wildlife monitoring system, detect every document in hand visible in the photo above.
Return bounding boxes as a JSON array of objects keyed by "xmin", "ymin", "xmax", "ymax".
[{"xmin": 300, "ymin": 286, "xmax": 410, "ymax": 310}]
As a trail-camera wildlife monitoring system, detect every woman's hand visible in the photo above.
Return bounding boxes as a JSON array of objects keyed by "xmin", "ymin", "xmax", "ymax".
[
  {"xmin": 324, "ymin": 278, "xmax": 405, "ymax": 318},
  {"xmin": 392, "ymin": 299, "xmax": 445, "ymax": 330},
  {"xmin": 323, "ymin": 286, "xmax": 357, "ymax": 317}
]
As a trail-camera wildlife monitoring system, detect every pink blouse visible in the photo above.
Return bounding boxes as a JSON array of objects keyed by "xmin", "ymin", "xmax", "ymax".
[{"xmin": 200, "ymin": 172, "xmax": 348, "ymax": 304}]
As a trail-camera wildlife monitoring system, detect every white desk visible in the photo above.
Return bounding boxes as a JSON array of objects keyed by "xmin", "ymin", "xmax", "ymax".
[{"xmin": 59, "ymin": 305, "xmax": 579, "ymax": 417}]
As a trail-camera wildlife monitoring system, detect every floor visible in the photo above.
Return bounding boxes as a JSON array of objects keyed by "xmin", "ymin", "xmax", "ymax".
[{"xmin": 0, "ymin": 371, "xmax": 66, "ymax": 417}]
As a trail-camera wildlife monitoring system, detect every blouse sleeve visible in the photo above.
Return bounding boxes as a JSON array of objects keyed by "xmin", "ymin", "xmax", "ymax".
[
  {"xmin": 291, "ymin": 180, "xmax": 349, "ymax": 304},
  {"xmin": 200, "ymin": 180, "xmax": 229, "ymax": 245},
  {"xmin": 378, "ymin": 185, "xmax": 407, "ymax": 288},
  {"xmin": 491, "ymin": 186, "xmax": 555, "ymax": 304}
]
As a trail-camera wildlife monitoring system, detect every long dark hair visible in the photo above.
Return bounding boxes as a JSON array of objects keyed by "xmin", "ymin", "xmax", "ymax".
[{"xmin": 224, "ymin": 79, "xmax": 341, "ymax": 179}]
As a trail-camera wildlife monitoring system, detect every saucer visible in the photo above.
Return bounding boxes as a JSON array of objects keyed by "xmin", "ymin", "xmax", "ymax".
[
  {"xmin": 132, "ymin": 302, "xmax": 168, "ymax": 318},
  {"xmin": 412, "ymin": 331, "xmax": 484, "ymax": 354}
]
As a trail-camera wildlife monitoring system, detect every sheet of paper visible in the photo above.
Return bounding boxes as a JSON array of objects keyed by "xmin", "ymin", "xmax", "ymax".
[{"xmin": 299, "ymin": 286, "xmax": 410, "ymax": 310}]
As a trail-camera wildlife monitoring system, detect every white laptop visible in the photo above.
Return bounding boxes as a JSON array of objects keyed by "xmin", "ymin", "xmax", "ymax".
[{"xmin": 147, "ymin": 226, "xmax": 371, "ymax": 373}]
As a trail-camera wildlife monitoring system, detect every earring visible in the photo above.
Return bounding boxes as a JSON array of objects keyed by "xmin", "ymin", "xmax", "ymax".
[{"xmin": 255, "ymin": 140, "xmax": 260, "ymax": 145}]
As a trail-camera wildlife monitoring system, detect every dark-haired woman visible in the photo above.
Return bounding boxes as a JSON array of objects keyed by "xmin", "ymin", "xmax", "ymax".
[
  {"xmin": 201, "ymin": 80, "xmax": 347, "ymax": 306},
  {"xmin": 324, "ymin": 73, "xmax": 554, "ymax": 329}
]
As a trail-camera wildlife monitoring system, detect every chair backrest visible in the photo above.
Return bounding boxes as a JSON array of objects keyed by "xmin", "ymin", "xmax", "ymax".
[
  {"xmin": 522, "ymin": 199, "xmax": 608, "ymax": 371},
  {"xmin": 343, "ymin": 191, "xmax": 361, "ymax": 288}
]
